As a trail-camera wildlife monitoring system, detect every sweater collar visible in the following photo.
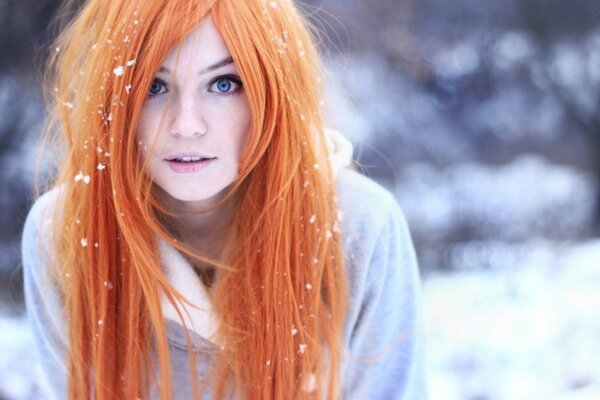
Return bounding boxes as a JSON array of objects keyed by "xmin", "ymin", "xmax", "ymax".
[{"xmin": 158, "ymin": 238, "xmax": 222, "ymax": 345}]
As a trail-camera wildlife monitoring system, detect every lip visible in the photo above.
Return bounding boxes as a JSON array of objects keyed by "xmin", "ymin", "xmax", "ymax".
[
  {"xmin": 164, "ymin": 151, "xmax": 217, "ymax": 174},
  {"xmin": 164, "ymin": 151, "xmax": 216, "ymax": 161}
]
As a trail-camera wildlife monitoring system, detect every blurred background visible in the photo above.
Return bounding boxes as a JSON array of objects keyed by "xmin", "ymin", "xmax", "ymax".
[{"xmin": 1, "ymin": 0, "xmax": 599, "ymax": 399}]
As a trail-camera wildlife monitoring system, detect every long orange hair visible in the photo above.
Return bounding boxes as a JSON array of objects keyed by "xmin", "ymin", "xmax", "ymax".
[{"xmin": 42, "ymin": 0, "xmax": 348, "ymax": 398}]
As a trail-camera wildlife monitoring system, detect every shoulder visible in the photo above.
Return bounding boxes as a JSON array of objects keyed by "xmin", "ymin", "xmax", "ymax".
[
  {"xmin": 22, "ymin": 187, "xmax": 69, "ymax": 397},
  {"xmin": 24, "ymin": 187, "xmax": 63, "ymax": 223},
  {"xmin": 337, "ymin": 168, "xmax": 396, "ymax": 207},
  {"xmin": 335, "ymin": 168, "xmax": 418, "ymax": 298},
  {"xmin": 22, "ymin": 187, "xmax": 63, "ymax": 265},
  {"xmin": 335, "ymin": 170, "xmax": 427, "ymax": 398},
  {"xmin": 336, "ymin": 168, "xmax": 406, "ymax": 241}
]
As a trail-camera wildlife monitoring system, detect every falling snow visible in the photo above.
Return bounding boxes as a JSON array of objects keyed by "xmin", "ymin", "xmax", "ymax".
[
  {"xmin": 97, "ymin": 163, "xmax": 106, "ymax": 171},
  {"xmin": 80, "ymin": 238, "xmax": 89, "ymax": 247},
  {"xmin": 298, "ymin": 344, "xmax": 307, "ymax": 354},
  {"xmin": 113, "ymin": 66, "xmax": 125, "ymax": 77},
  {"xmin": 302, "ymin": 373, "xmax": 317, "ymax": 393},
  {"xmin": 74, "ymin": 172, "xmax": 91, "ymax": 184}
]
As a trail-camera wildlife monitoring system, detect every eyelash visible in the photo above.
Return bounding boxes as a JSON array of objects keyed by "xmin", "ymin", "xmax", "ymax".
[{"xmin": 147, "ymin": 75, "xmax": 243, "ymax": 98}]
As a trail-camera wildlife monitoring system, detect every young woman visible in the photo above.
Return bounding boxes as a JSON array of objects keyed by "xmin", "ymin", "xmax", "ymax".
[{"xmin": 22, "ymin": 0, "xmax": 427, "ymax": 398}]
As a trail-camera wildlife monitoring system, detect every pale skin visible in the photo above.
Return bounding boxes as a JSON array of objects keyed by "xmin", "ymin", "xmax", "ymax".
[{"xmin": 136, "ymin": 18, "xmax": 251, "ymax": 265}]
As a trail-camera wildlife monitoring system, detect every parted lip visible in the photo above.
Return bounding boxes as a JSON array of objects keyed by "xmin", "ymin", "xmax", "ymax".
[{"xmin": 164, "ymin": 151, "xmax": 216, "ymax": 161}]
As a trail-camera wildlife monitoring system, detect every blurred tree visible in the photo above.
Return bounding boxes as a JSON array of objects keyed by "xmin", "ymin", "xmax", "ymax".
[
  {"xmin": 515, "ymin": 0, "xmax": 600, "ymax": 230},
  {"xmin": 0, "ymin": 0, "xmax": 61, "ymax": 286},
  {"xmin": 302, "ymin": 0, "xmax": 598, "ymax": 269},
  {"xmin": 0, "ymin": 0, "xmax": 61, "ymax": 74}
]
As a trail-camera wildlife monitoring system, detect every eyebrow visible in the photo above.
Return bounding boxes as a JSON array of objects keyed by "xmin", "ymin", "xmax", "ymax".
[{"xmin": 158, "ymin": 56, "xmax": 234, "ymax": 75}]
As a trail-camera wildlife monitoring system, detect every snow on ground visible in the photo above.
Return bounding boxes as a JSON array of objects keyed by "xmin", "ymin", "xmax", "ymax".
[
  {"xmin": 0, "ymin": 313, "xmax": 38, "ymax": 400},
  {"xmin": 424, "ymin": 239, "xmax": 600, "ymax": 400},
  {"xmin": 2, "ymin": 240, "xmax": 600, "ymax": 399}
]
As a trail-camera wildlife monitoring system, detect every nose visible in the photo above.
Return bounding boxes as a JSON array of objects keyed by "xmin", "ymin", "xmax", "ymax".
[{"xmin": 169, "ymin": 95, "xmax": 208, "ymax": 137}]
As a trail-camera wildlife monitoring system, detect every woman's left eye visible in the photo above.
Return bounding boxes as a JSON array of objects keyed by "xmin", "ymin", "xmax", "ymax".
[{"xmin": 209, "ymin": 76, "xmax": 242, "ymax": 95}]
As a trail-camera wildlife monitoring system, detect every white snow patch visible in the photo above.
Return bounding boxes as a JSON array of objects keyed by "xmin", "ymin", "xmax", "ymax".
[{"xmin": 424, "ymin": 240, "xmax": 600, "ymax": 400}]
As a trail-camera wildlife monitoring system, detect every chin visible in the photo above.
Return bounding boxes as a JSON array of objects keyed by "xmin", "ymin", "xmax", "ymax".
[
  {"xmin": 157, "ymin": 182, "xmax": 232, "ymax": 207},
  {"xmin": 168, "ymin": 188, "xmax": 221, "ymax": 203}
]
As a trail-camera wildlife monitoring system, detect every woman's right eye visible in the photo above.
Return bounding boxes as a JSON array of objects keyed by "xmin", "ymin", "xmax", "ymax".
[{"xmin": 148, "ymin": 78, "xmax": 167, "ymax": 96}]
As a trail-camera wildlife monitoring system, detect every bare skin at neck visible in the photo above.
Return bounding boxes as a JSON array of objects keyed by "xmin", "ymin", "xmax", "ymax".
[{"xmin": 157, "ymin": 186, "xmax": 236, "ymax": 266}]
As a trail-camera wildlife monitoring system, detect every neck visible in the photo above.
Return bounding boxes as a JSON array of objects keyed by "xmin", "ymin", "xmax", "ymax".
[{"xmin": 157, "ymin": 188, "xmax": 236, "ymax": 258}]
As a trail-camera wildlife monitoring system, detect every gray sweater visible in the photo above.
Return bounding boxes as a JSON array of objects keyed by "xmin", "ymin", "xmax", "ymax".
[{"xmin": 22, "ymin": 169, "xmax": 428, "ymax": 399}]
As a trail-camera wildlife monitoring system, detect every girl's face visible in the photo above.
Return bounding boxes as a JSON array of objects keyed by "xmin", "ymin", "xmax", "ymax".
[{"xmin": 136, "ymin": 18, "xmax": 251, "ymax": 209}]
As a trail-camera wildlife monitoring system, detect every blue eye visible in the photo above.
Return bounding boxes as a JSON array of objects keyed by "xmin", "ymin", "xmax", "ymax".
[
  {"xmin": 148, "ymin": 78, "xmax": 167, "ymax": 96},
  {"xmin": 217, "ymin": 79, "xmax": 232, "ymax": 93},
  {"xmin": 210, "ymin": 76, "xmax": 242, "ymax": 95}
]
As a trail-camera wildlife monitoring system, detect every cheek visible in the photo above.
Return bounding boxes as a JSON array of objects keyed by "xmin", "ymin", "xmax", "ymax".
[
  {"xmin": 136, "ymin": 109, "xmax": 163, "ymax": 159},
  {"xmin": 133, "ymin": 128, "xmax": 148, "ymax": 162},
  {"xmin": 229, "ymin": 118, "xmax": 250, "ymax": 161},
  {"xmin": 136, "ymin": 110, "xmax": 153, "ymax": 142},
  {"xmin": 231, "ymin": 100, "xmax": 252, "ymax": 154}
]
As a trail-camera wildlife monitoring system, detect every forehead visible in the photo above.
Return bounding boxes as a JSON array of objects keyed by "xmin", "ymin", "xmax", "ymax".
[{"xmin": 162, "ymin": 18, "xmax": 232, "ymax": 68}]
